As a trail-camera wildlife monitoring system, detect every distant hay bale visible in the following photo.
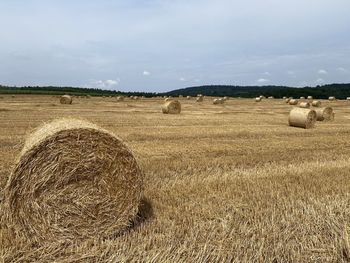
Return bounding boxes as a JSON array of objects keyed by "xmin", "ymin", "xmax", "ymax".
[
  {"xmin": 162, "ymin": 100, "xmax": 181, "ymax": 114},
  {"xmin": 283, "ymin": 96, "xmax": 287, "ymax": 99},
  {"xmin": 315, "ymin": 107, "xmax": 334, "ymax": 121},
  {"xmin": 307, "ymin": 96, "xmax": 313, "ymax": 100},
  {"xmin": 186, "ymin": 96, "xmax": 191, "ymax": 100},
  {"xmin": 223, "ymin": 96, "xmax": 228, "ymax": 101},
  {"xmin": 329, "ymin": 96, "xmax": 336, "ymax": 101},
  {"xmin": 213, "ymin": 98, "xmax": 224, "ymax": 105},
  {"xmin": 299, "ymin": 102, "xmax": 311, "ymax": 108},
  {"xmin": 196, "ymin": 96, "xmax": 203, "ymax": 102},
  {"xmin": 60, "ymin": 95, "xmax": 72, "ymax": 104},
  {"xmin": 255, "ymin": 97, "xmax": 262, "ymax": 102},
  {"xmin": 311, "ymin": 100, "xmax": 321, "ymax": 107},
  {"xmin": 285, "ymin": 98, "xmax": 291, "ymax": 103},
  {"xmin": 116, "ymin": 96, "xmax": 124, "ymax": 101},
  {"xmin": 268, "ymin": 96, "xmax": 274, "ymax": 99},
  {"xmin": 300, "ymin": 96, "xmax": 305, "ymax": 100},
  {"xmin": 3, "ymin": 119, "xmax": 143, "ymax": 242},
  {"xmin": 259, "ymin": 95, "xmax": 265, "ymax": 99},
  {"xmin": 289, "ymin": 99, "xmax": 298, "ymax": 105},
  {"xmin": 347, "ymin": 97, "xmax": 350, "ymax": 100},
  {"xmin": 288, "ymin": 108, "xmax": 317, "ymax": 129},
  {"xmin": 133, "ymin": 96, "xmax": 139, "ymax": 100}
]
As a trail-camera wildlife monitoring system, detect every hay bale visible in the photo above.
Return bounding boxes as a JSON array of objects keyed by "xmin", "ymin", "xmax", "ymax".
[
  {"xmin": 288, "ymin": 108, "xmax": 317, "ymax": 129},
  {"xmin": 255, "ymin": 97, "xmax": 262, "ymax": 102},
  {"xmin": 60, "ymin": 95, "xmax": 72, "ymax": 104},
  {"xmin": 268, "ymin": 96, "xmax": 274, "ymax": 99},
  {"xmin": 300, "ymin": 96, "xmax": 305, "ymax": 100},
  {"xmin": 116, "ymin": 96, "xmax": 124, "ymax": 101},
  {"xmin": 213, "ymin": 98, "xmax": 224, "ymax": 105},
  {"xmin": 283, "ymin": 96, "xmax": 287, "ymax": 99},
  {"xmin": 289, "ymin": 99, "xmax": 298, "ymax": 105},
  {"xmin": 299, "ymin": 102, "xmax": 310, "ymax": 108},
  {"xmin": 329, "ymin": 96, "xmax": 336, "ymax": 101},
  {"xmin": 223, "ymin": 96, "xmax": 228, "ymax": 101},
  {"xmin": 196, "ymin": 96, "xmax": 203, "ymax": 102},
  {"xmin": 162, "ymin": 100, "xmax": 181, "ymax": 114},
  {"xmin": 315, "ymin": 107, "xmax": 334, "ymax": 121},
  {"xmin": 165, "ymin": 98, "xmax": 171, "ymax": 102},
  {"xmin": 347, "ymin": 97, "xmax": 350, "ymax": 100},
  {"xmin": 186, "ymin": 96, "xmax": 191, "ymax": 100},
  {"xmin": 307, "ymin": 96, "xmax": 313, "ymax": 100},
  {"xmin": 285, "ymin": 98, "xmax": 291, "ymax": 103},
  {"xmin": 3, "ymin": 119, "xmax": 143, "ymax": 242},
  {"xmin": 311, "ymin": 100, "xmax": 321, "ymax": 107}
]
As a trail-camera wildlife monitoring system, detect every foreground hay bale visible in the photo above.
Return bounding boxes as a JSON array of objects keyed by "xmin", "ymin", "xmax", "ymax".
[
  {"xmin": 3, "ymin": 119, "xmax": 143, "ymax": 242},
  {"xmin": 60, "ymin": 95, "xmax": 72, "ymax": 104},
  {"xmin": 299, "ymin": 102, "xmax": 310, "ymax": 108},
  {"xmin": 315, "ymin": 107, "xmax": 334, "ymax": 121},
  {"xmin": 289, "ymin": 99, "xmax": 298, "ymax": 105},
  {"xmin": 311, "ymin": 100, "xmax": 321, "ymax": 107},
  {"xmin": 162, "ymin": 100, "xmax": 181, "ymax": 114},
  {"xmin": 288, "ymin": 108, "xmax": 316, "ymax": 129}
]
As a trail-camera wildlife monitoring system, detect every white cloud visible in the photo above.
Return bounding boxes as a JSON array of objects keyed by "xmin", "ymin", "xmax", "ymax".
[
  {"xmin": 143, "ymin": 71, "xmax": 150, "ymax": 76},
  {"xmin": 316, "ymin": 78, "xmax": 325, "ymax": 84},
  {"xmin": 88, "ymin": 79, "xmax": 120, "ymax": 89},
  {"xmin": 257, "ymin": 78, "xmax": 270, "ymax": 84},
  {"xmin": 318, "ymin": 69, "xmax": 328, "ymax": 75},
  {"xmin": 263, "ymin": 71, "xmax": 271, "ymax": 76},
  {"xmin": 337, "ymin": 67, "xmax": 348, "ymax": 73},
  {"xmin": 179, "ymin": 77, "xmax": 186, "ymax": 81}
]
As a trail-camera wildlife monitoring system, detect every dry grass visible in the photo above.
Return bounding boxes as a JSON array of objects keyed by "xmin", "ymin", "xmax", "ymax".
[{"xmin": 0, "ymin": 95, "xmax": 350, "ymax": 262}]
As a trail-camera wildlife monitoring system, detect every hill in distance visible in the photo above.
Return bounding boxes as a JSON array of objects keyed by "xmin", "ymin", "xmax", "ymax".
[{"xmin": 1, "ymin": 83, "xmax": 350, "ymax": 99}]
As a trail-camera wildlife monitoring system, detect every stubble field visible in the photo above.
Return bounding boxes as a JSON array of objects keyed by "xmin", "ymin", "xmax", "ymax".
[{"xmin": 0, "ymin": 95, "xmax": 350, "ymax": 262}]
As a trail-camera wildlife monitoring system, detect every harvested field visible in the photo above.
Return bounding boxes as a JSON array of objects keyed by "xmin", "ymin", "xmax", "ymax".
[{"xmin": 0, "ymin": 95, "xmax": 350, "ymax": 262}]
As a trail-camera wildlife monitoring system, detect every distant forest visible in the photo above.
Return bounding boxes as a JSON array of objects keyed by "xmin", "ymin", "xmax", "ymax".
[
  {"xmin": 1, "ymin": 83, "xmax": 350, "ymax": 99},
  {"xmin": 165, "ymin": 84, "xmax": 350, "ymax": 99}
]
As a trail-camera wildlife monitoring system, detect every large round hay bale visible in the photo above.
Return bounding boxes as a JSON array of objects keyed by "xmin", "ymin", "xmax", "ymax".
[
  {"xmin": 299, "ymin": 102, "xmax": 310, "ymax": 108},
  {"xmin": 3, "ymin": 119, "xmax": 143, "ymax": 242},
  {"xmin": 196, "ymin": 96, "xmax": 203, "ymax": 102},
  {"xmin": 288, "ymin": 108, "xmax": 317, "ymax": 129},
  {"xmin": 60, "ymin": 95, "xmax": 72, "ymax": 104},
  {"xmin": 347, "ymin": 97, "xmax": 350, "ymax": 100},
  {"xmin": 315, "ymin": 107, "xmax": 334, "ymax": 121},
  {"xmin": 329, "ymin": 96, "xmax": 336, "ymax": 101},
  {"xmin": 289, "ymin": 99, "xmax": 298, "ymax": 105},
  {"xmin": 255, "ymin": 97, "xmax": 262, "ymax": 102},
  {"xmin": 311, "ymin": 100, "xmax": 321, "ymax": 107},
  {"xmin": 307, "ymin": 96, "xmax": 313, "ymax": 100},
  {"xmin": 162, "ymin": 100, "xmax": 181, "ymax": 114}
]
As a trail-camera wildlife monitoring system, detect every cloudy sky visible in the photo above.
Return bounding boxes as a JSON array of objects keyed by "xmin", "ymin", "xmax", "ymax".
[{"xmin": 0, "ymin": 0, "xmax": 349, "ymax": 92}]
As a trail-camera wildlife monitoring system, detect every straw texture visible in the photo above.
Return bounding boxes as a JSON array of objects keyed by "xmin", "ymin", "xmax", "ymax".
[
  {"xmin": 288, "ymin": 108, "xmax": 317, "ymax": 129},
  {"xmin": 3, "ymin": 119, "xmax": 143, "ymax": 243}
]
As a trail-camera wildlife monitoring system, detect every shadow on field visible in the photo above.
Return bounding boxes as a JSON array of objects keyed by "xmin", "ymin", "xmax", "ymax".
[{"xmin": 130, "ymin": 197, "xmax": 154, "ymax": 230}]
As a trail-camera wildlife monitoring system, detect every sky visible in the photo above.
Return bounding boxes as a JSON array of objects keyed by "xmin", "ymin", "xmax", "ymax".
[{"xmin": 0, "ymin": 0, "xmax": 350, "ymax": 92}]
